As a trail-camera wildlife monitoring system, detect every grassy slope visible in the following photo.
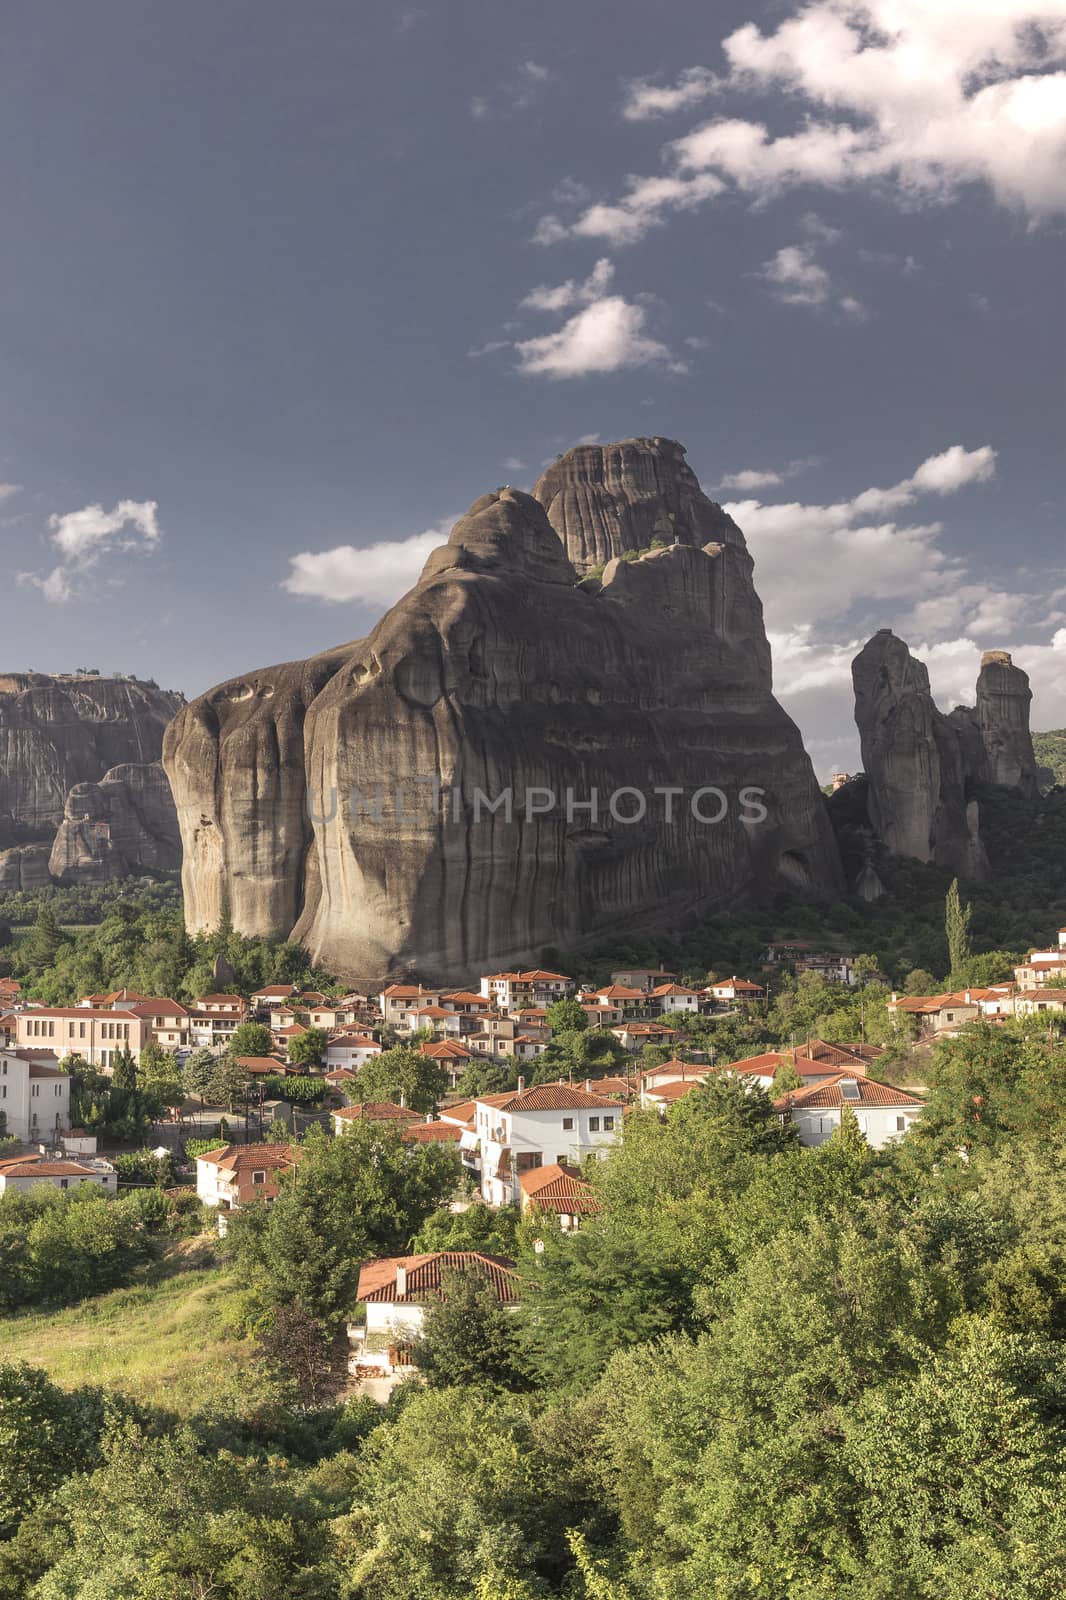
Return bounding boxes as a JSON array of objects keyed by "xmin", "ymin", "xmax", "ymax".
[{"xmin": 0, "ymin": 1245, "xmax": 256, "ymax": 1410}]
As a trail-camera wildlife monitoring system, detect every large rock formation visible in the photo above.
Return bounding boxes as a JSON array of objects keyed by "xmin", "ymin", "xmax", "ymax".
[
  {"xmin": 49, "ymin": 763, "xmax": 181, "ymax": 883},
  {"xmin": 0, "ymin": 673, "xmax": 184, "ymax": 884},
  {"xmin": 852, "ymin": 631, "xmax": 1041, "ymax": 878},
  {"xmin": 165, "ymin": 438, "xmax": 842, "ymax": 982}
]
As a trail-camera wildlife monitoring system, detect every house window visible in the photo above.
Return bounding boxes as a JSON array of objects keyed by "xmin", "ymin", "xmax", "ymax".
[
  {"xmin": 896, "ymin": 1116, "xmax": 906, "ymax": 1131},
  {"xmin": 562, "ymin": 1117, "xmax": 574, "ymax": 1130},
  {"xmin": 252, "ymin": 1171, "xmax": 266, "ymax": 1185},
  {"xmin": 588, "ymin": 1117, "xmax": 600, "ymax": 1132},
  {"xmin": 603, "ymin": 1116, "xmax": 615, "ymax": 1131},
  {"xmin": 60, "ymin": 1179, "xmax": 69, "ymax": 1189}
]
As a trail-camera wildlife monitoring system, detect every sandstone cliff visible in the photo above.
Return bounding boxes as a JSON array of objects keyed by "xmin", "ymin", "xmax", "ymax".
[
  {"xmin": 0, "ymin": 673, "xmax": 184, "ymax": 886},
  {"xmin": 49, "ymin": 763, "xmax": 181, "ymax": 883},
  {"xmin": 165, "ymin": 438, "xmax": 842, "ymax": 982},
  {"xmin": 852, "ymin": 631, "xmax": 1041, "ymax": 878}
]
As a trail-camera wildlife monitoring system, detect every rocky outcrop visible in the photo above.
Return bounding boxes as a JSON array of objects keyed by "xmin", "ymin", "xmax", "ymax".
[
  {"xmin": 165, "ymin": 438, "xmax": 842, "ymax": 983},
  {"xmin": 49, "ymin": 763, "xmax": 181, "ymax": 883},
  {"xmin": 975, "ymin": 650, "xmax": 1040, "ymax": 795},
  {"xmin": 0, "ymin": 673, "xmax": 184, "ymax": 884},
  {"xmin": 852, "ymin": 631, "xmax": 1040, "ymax": 878},
  {"xmin": 0, "ymin": 844, "xmax": 53, "ymax": 891},
  {"xmin": 533, "ymin": 436, "xmax": 742, "ymax": 573}
]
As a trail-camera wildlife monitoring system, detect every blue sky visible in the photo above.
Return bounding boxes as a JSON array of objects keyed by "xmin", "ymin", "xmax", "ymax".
[{"xmin": 1, "ymin": 0, "xmax": 1063, "ymax": 773}]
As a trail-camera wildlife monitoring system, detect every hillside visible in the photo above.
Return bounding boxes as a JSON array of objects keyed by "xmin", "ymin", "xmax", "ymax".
[
  {"xmin": 0, "ymin": 1246, "xmax": 254, "ymax": 1409},
  {"xmin": 1034, "ymin": 728, "xmax": 1066, "ymax": 786}
]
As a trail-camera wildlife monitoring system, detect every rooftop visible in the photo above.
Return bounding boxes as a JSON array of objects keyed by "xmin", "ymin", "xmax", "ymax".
[{"xmin": 357, "ymin": 1250, "xmax": 519, "ymax": 1305}]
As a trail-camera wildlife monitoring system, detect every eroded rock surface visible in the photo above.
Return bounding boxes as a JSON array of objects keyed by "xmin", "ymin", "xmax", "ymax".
[
  {"xmin": 49, "ymin": 763, "xmax": 181, "ymax": 882},
  {"xmin": 165, "ymin": 439, "xmax": 842, "ymax": 982},
  {"xmin": 852, "ymin": 631, "xmax": 1041, "ymax": 878}
]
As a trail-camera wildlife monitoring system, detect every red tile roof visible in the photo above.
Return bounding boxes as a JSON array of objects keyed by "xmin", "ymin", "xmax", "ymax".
[
  {"xmin": 420, "ymin": 1039, "xmax": 472, "ymax": 1059},
  {"xmin": 644, "ymin": 1078, "xmax": 705, "ymax": 1102},
  {"xmin": 401, "ymin": 1122, "xmax": 462, "ymax": 1144},
  {"xmin": 476, "ymin": 1082, "xmax": 622, "ymax": 1113},
  {"xmin": 519, "ymin": 1162, "xmax": 600, "ymax": 1214},
  {"xmin": 232, "ymin": 1056, "xmax": 287, "ymax": 1074},
  {"xmin": 194, "ymin": 1142, "xmax": 303, "ymax": 1171},
  {"xmin": 333, "ymin": 1102, "xmax": 423, "ymax": 1124},
  {"xmin": 776, "ymin": 1074, "xmax": 925, "ymax": 1110},
  {"xmin": 357, "ymin": 1251, "xmax": 519, "ymax": 1305},
  {"xmin": 0, "ymin": 1155, "xmax": 102, "ymax": 1179}
]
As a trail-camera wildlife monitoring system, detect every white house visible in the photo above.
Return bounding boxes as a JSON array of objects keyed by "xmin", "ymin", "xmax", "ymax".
[
  {"xmin": 474, "ymin": 1080, "xmax": 622, "ymax": 1206},
  {"xmin": 14, "ymin": 1008, "xmax": 152, "ymax": 1070},
  {"xmin": 0, "ymin": 1049, "xmax": 69, "ymax": 1143},
  {"xmin": 649, "ymin": 982, "xmax": 700, "ymax": 1014},
  {"xmin": 1014, "ymin": 931, "xmax": 1066, "ymax": 989},
  {"xmin": 195, "ymin": 1142, "xmax": 303, "ymax": 1209},
  {"xmin": 0, "ymin": 1152, "xmax": 116, "ymax": 1194},
  {"xmin": 349, "ymin": 1250, "xmax": 519, "ymax": 1374},
  {"xmin": 1014, "ymin": 989, "xmax": 1066, "ymax": 1017},
  {"xmin": 479, "ymin": 970, "xmax": 574, "ymax": 1012},
  {"xmin": 708, "ymin": 976, "xmax": 766, "ymax": 1006},
  {"xmin": 775, "ymin": 1074, "xmax": 923, "ymax": 1148},
  {"xmin": 325, "ymin": 1032, "xmax": 382, "ymax": 1071}
]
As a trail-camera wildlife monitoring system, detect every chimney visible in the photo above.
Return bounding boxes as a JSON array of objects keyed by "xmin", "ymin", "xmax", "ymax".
[
  {"xmin": 395, "ymin": 1262, "xmax": 407, "ymax": 1298},
  {"xmin": 399, "ymin": 1091, "xmax": 406, "ymax": 1108},
  {"xmin": 517, "ymin": 1075, "xmax": 526, "ymax": 1092}
]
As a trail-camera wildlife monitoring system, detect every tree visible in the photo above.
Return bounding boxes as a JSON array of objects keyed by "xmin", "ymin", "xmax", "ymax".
[
  {"xmin": 209, "ymin": 1054, "xmax": 253, "ymax": 1111},
  {"xmin": 225, "ymin": 1122, "xmax": 458, "ymax": 1325},
  {"xmin": 227, "ymin": 1020, "xmax": 275, "ymax": 1059},
  {"xmin": 353, "ymin": 1044, "xmax": 446, "ymax": 1113},
  {"xmin": 109, "ymin": 1045, "xmax": 137, "ymax": 1090},
  {"xmin": 414, "ymin": 1267, "xmax": 524, "ymax": 1390},
  {"xmin": 134, "ymin": 1039, "xmax": 177, "ymax": 1086},
  {"xmin": 904, "ymin": 966, "xmax": 938, "ymax": 996},
  {"xmin": 546, "ymin": 997, "xmax": 588, "ymax": 1034},
  {"xmin": 182, "ymin": 1046, "xmax": 217, "ymax": 1104},
  {"xmin": 22, "ymin": 904, "xmax": 66, "ymax": 976},
  {"xmin": 0, "ymin": 1364, "xmax": 106, "ymax": 1536},
  {"xmin": 258, "ymin": 1300, "xmax": 339, "ymax": 1407},
  {"xmin": 287, "ymin": 1026, "xmax": 328, "ymax": 1069},
  {"xmin": 770, "ymin": 1059, "xmax": 803, "ymax": 1096},
  {"xmin": 834, "ymin": 1102, "xmax": 867, "ymax": 1152},
  {"xmin": 945, "ymin": 877, "xmax": 973, "ymax": 974}
]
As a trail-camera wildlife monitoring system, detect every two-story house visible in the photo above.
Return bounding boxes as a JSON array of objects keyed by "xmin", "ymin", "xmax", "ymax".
[
  {"xmin": 15, "ymin": 1008, "xmax": 152, "ymax": 1070},
  {"xmin": 775, "ymin": 1075, "xmax": 924, "ymax": 1147},
  {"xmin": 474, "ymin": 1080, "xmax": 623, "ymax": 1206},
  {"xmin": 195, "ymin": 1142, "xmax": 303, "ymax": 1210},
  {"xmin": 0, "ymin": 1049, "xmax": 70, "ymax": 1142}
]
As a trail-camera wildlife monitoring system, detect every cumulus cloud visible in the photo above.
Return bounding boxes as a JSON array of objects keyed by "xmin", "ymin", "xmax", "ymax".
[
  {"xmin": 757, "ymin": 240, "xmax": 868, "ymax": 317},
  {"xmin": 282, "ymin": 519, "xmax": 456, "ymax": 608},
  {"xmin": 622, "ymin": 66, "xmax": 720, "ymax": 120},
  {"xmin": 0, "ymin": 483, "xmax": 20, "ymax": 503},
  {"xmin": 541, "ymin": 1, "xmax": 1066, "ymax": 244},
  {"xmin": 514, "ymin": 296, "xmax": 683, "ymax": 378},
  {"xmin": 521, "ymin": 257, "xmax": 615, "ymax": 312},
  {"xmin": 715, "ymin": 457, "xmax": 819, "ymax": 491},
  {"xmin": 21, "ymin": 499, "xmax": 162, "ymax": 604}
]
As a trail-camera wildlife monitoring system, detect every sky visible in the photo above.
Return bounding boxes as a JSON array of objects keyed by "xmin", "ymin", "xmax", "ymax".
[{"xmin": 1, "ymin": 0, "xmax": 1063, "ymax": 776}]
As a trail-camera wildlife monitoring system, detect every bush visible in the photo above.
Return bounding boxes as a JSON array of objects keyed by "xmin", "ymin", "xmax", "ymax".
[{"xmin": 262, "ymin": 1076, "xmax": 325, "ymax": 1104}]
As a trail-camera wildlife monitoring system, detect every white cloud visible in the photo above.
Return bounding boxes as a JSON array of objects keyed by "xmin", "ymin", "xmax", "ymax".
[
  {"xmin": 0, "ymin": 483, "xmax": 20, "ymax": 502},
  {"xmin": 521, "ymin": 61, "xmax": 551, "ymax": 84},
  {"xmin": 514, "ymin": 296, "xmax": 684, "ymax": 379},
  {"xmin": 467, "ymin": 339, "xmax": 509, "ymax": 358},
  {"xmin": 21, "ymin": 499, "xmax": 162, "ymax": 604},
  {"xmin": 715, "ymin": 457, "xmax": 819, "ymax": 491},
  {"xmin": 521, "ymin": 257, "xmax": 614, "ymax": 312},
  {"xmin": 502, "ymin": 456, "xmax": 527, "ymax": 472},
  {"xmin": 541, "ymin": 2, "xmax": 1066, "ymax": 244},
  {"xmin": 469, "ymin": 96, "xmax": 488, "ymax": 119},
  {"xmin": 282, "ymin": 519, "xmax": 456, "ymax": 607},
  {"xmin": 622, "ymin": 66, "xmax": 719, "ymax": 120},
  {"xmin": 757, "ymin": 240, "xmax": 867, "ymax": 317}
]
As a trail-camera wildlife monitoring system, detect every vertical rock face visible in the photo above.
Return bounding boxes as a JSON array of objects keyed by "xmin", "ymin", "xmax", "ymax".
[
  {"xmin": 0, "ymin": 673, "xmax": 185, "ymax": 884},
  {"xmin": 533, "ymin": 436, "xmax": 742, "ymax": 573},
  {"xmin": 165, "ymin": 439, "xmax": 842, "ymax": 983},
  {"xmin": 0, "ymin": 674, "xmax": 183, "ymax": 834},
  {"xmin": 48, "ymin": 763, "xmax": 181, "ymax": 883},
  {"xmin": 852, "ymin": 631, "xmax": 1041, "ymax": 878},
  {"xmin": 975, "ymin": 650, "xmax": 1040, "ymax": 795}
]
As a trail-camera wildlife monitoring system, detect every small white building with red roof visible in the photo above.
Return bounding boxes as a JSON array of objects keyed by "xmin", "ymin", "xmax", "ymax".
[{"xmin": 775, "ymin": 1075, "xmax": 924, "ymax": 1147}]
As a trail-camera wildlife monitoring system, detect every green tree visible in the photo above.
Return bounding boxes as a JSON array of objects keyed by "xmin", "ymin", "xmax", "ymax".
[
  {"xmin": 0, "ymin": 1364, "xmax": 106, "ymax": 1536},
  {"xmin": 353, "ymin": 1044, "xmax": 446, "ymax": 1114},
  {"xmin": 110, "ymin": 1044, "xmax": 137, "ymax": 1090},
  {"xmin": 22, "ymin": 904, "xmax": 66, "ymax": 977},
  {"xmin": 225, "ymin": 1123, "xmax": 457, "ymax": 1326},
  {"xmin": 414, "ymin": 1267, "xmax": 524, "ymax": 1390},
  {"xmin": 287, "ymin": 1026, "xmax": 328, "ymax": 1069},
  {"xmin": 546, "ymin": 997, "xmax": 589, "ymax": 1034},
  {"xmin": 134, "ymin": 1039, "xmax": 178, "ymax": 1087},
  {"xmin": 945, "ymin": 877, "xmax": 973, "ymax": 975},
  {"xmin": 227, "ymin": 1021, "xmax": 275, "ymax": 1059},
  {"xmin": 182, "ymin": 1046, "xmax": 217, "ymax": 1104}
]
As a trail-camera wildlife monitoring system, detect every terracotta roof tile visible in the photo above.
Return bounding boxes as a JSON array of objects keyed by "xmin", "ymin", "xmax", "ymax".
[{"xmin": 357, "ymin": 1251, "xmax": 519, "ymax": 1305}]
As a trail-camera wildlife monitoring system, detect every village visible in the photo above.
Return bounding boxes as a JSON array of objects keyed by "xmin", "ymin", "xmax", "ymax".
[{"xmin": 2, "ymin": 925, "xmax": 1064, "ymax": 1381}]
